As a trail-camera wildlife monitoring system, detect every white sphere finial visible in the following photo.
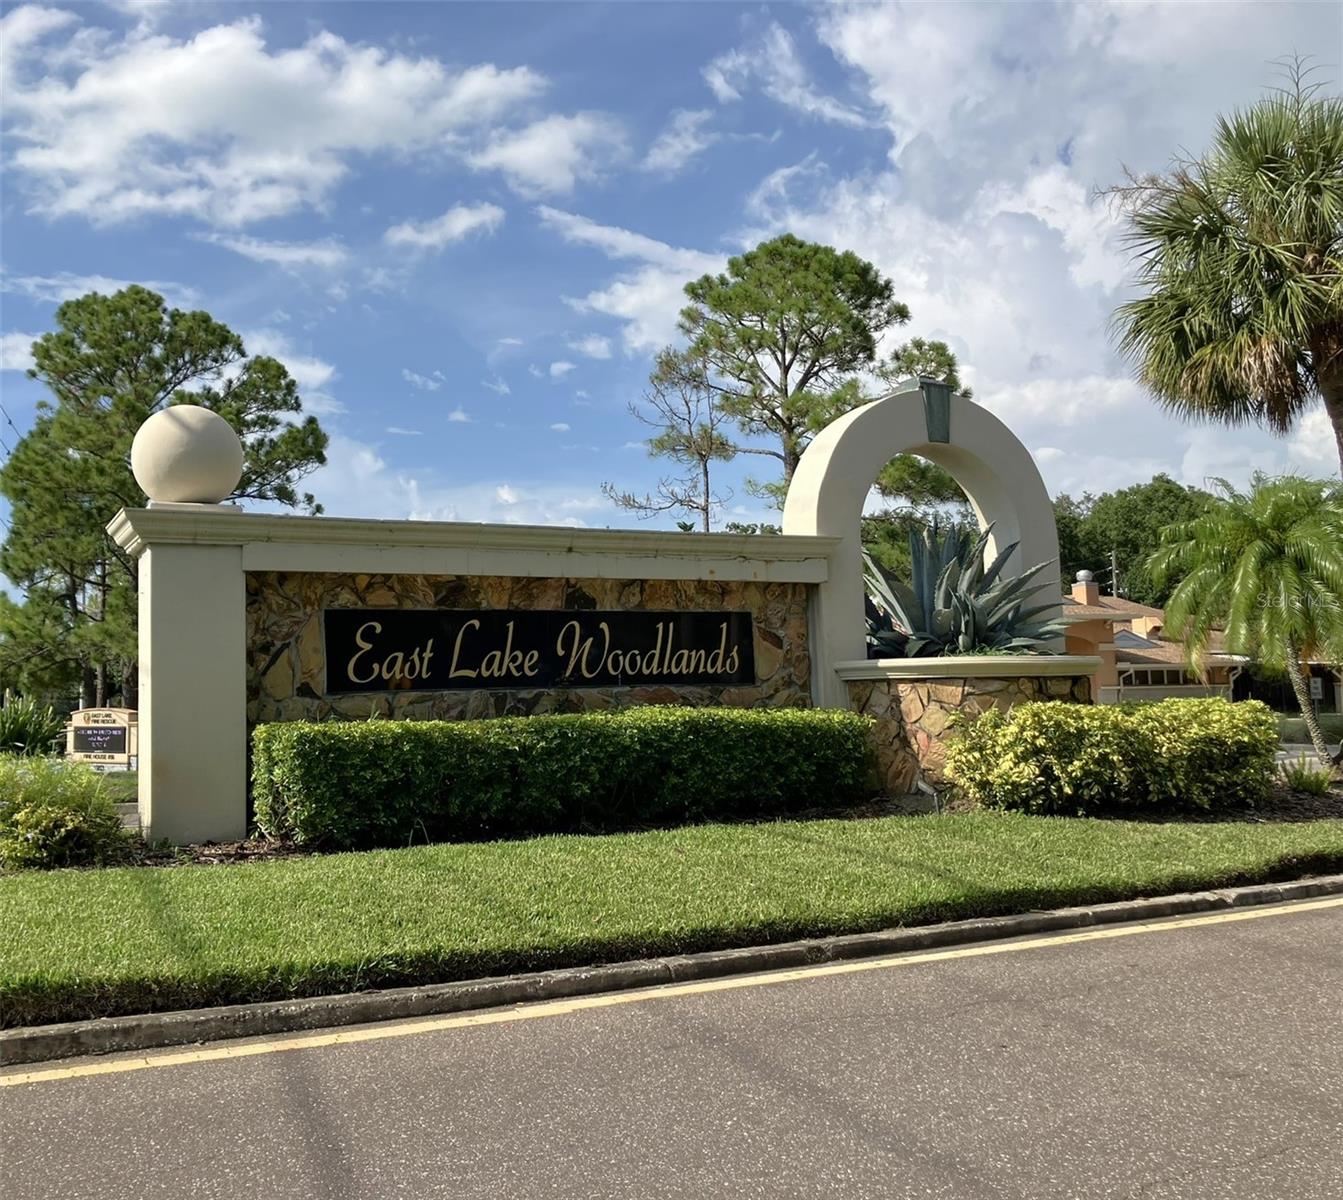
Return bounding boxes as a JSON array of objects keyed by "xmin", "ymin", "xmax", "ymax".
[
  {"xmin": 131, "ymin": 405, "xmax": 244, "ymax": 505},
  {"xmin": 1076, "ymin": 569, "xmax": 1094, "ymax": 583}
]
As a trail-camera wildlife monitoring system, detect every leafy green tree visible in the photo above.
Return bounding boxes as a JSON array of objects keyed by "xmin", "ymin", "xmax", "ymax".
[
  {"xmin": 877, "ymin": 337, "xmax": 972, "ymax": 397},
  {"xmin": 1053, "ymin": 475, "xmax": 1213, "ymax": 605},
  {"xmin": 1149, "ymin": 474, "xmax": 1343, "ymax": 764},
  {"xmin": 676, "ymin": 234, "xmax": 910, "ymax": 505},
  {"xmin": 1111, "ymin": 68, "xmax": 1343, "ymax": 476},
  {"xmin": 0, "ymin": 285, "xmax": 329, "ymax": 707},
  {"xmin": 872, "ymin": 338, "xmax": 970, "ymax": 511},
  {"xmin": 602, "ymin": 349, "xmax": 736, "ymax": 532},
  {"xmin": 862, "ymin": 339, "xmax": 973, "ymax": 574},
  {"xmin": 1051, "ymin": 492, "xmax": 1094, "ymax": 592}
]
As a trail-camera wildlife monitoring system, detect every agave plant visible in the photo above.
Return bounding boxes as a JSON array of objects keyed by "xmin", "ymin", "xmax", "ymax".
[{"xmin": 864, "ymin": 521, "xmax": 1065, "ymax": 658}]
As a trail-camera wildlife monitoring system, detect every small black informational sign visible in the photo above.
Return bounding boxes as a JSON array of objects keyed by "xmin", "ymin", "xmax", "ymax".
[
  {"xmin": 72, "ymin": 726, "xmax": 127, "ymax": 755},
  {"xmin": 324, "ymin": 608, "xmax": 756, "ymax": 693}
]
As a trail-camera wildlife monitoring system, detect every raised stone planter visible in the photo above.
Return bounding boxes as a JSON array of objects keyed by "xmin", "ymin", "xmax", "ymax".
[{"xmin": 839, "ymin": 656, "xmax": 1101, "ymax": 795}]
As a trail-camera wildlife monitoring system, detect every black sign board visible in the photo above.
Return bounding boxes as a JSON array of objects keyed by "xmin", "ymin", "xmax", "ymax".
[
  {"xmin": 73, "ymin": 726, "xmax": 127, "ymax": 755},
  {"xmin": 323, "ymin": 609, "xmax": 755, "ymax": 693}
]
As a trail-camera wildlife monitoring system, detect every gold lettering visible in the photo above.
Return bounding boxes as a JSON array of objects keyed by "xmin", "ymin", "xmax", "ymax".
[
  {"xmin": 686, "ymin": 649, "xmax": 707, "ymax": 675},
  {"xmin": 481, "ymin": 620, "xmax": 527, "ymax": 677},
  {"xmin": 557, "ymin": 619, "xmax": 609, "ymax": 679},
  {"xmin": 641, "ymin": 624, "xmax": 664, "ymax": 676},
  {"xmin": 706, "ymin": 623, "xmax": 728, "ymax": 674},
  {"xmin": 346, "ymin": 621, "xmax": 382, "ymax": 684},
  {"xmin": 449, "ymin": 619, "xmax": 481, "ymax": 679},
  {"xmin": 522, "ymin": 649, "xmax": 540, "ymax": 677},
  {"xmin": 726, "ymin": 647, "xmax": 740, "ymax": 674},
  {"xmin": 670, "ymin": 648, "xmax": 690, "ymax": 674},
  {"xmin": 380, "ymin": 651, "xmax": 405, "ymax": 681}
]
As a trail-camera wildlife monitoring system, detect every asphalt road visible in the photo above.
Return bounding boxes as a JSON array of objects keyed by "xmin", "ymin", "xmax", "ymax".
[{"xmin": 4, "ymin": 898, "xmax": 1343, "ymax": 1200}]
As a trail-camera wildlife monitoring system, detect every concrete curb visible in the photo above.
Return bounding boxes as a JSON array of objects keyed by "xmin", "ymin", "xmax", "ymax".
[{"xmin": 5, "ymin": 873, "xmax": 1343, "ymax": 1069}]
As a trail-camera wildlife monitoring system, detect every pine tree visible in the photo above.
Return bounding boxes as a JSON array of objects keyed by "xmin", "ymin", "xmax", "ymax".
[{"xmin": 0, "ymin": 286, "xmax": 329, "ymax": 707}]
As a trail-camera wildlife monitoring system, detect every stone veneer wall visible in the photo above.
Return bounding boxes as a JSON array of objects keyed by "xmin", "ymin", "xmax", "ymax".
[
  {"xmin": 247, "ymin": 572, "xmax": 811, "ymax": 725},
  {"xmin": 847, "ymin": 674, "xmax": 1093, "ymax": 795}
]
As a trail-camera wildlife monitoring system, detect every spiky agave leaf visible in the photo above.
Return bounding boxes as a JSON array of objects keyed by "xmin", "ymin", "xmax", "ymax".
[{"xmin": 863, "ymin": 519, "xmax": 1064, "ymax": 658}]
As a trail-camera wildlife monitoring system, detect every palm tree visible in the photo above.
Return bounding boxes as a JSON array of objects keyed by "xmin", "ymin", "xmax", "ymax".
[
  {"xmin": 1149, "ymin": 474, "xmax": 1343, "ymax": 765},
  {"xmin": 1111, "ymin": 67, "xmax": 1343, "ymax": 476}
]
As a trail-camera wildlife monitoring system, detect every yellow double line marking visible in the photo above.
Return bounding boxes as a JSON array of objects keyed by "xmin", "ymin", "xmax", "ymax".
[{"xmin": 5, "ymin": 894, "xmax": 1341, "ymax": 1089}]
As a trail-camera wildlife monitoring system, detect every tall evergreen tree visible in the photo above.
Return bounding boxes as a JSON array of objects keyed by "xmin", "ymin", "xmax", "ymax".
[
  {"xmin": 0, "ymin": 286, "xmax": 328, "ymax": 707},
  {"xmin": 602, "ymin": 349, "xmax": 737, "ymax": 532},
  {"xmin": 676, "ymin": 234, "xmax": 910, "ymax": 505}
]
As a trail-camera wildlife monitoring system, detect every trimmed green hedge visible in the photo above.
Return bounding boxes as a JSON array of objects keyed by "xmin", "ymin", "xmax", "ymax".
[
  {"xmin": 253, "ymin": 707, "xmax": 874, "ymax": 847},
  {"xmin": 944, "ymin": 698, "xmax": 1279, "ymax": 815}
]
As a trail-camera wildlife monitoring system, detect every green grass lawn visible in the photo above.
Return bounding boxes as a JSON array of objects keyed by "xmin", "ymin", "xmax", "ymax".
[
  {"xmin": 99, "ymin": 769, "xmax": 138, "ymax": 803},
  {"xmin": 5, "ymin": 810, "xmax": 1343, "ymax": 1028},
  {"xmin": 1278, "ymin": 713, "xmax": 1343, "ymax": 743}
]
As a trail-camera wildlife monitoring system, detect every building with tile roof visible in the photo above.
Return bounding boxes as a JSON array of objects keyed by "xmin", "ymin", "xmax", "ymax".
[{"xmin": 1058, "ymin": 571, "xmax": 1341, "ymax": 709}]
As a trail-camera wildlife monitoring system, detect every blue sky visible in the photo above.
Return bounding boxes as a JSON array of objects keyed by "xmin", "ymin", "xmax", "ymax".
[{"xmin": 2, "ymin": 0, "xmax": 1340, "ymax": 530}]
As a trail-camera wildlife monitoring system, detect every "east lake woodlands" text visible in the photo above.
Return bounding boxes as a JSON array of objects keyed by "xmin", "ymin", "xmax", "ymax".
[{"xmin": 322, "ymin": 608, "xmax": 756, "ymax": 693}]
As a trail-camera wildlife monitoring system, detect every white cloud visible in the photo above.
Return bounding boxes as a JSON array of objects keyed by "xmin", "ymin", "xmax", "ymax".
[
  {"xmin": 468, "ymin": 113, "xmax": 625, "ymax": 197},
  {"xmin": 703, "ymin": 23, "xmax": 870, "ymax": 128},
  {"xmin": 549, "ymin": 361, "xmax": 575, "ymax": 379},
  {"xmin": 537, "ymin": 205, "xmax": 715, "ymax": 272},
  {"xmin": 4, "ymin": 14, "xmax": 546, "ymax": 225},
  {"xmin": 2, "ymin": 270, "xmax": 199, "ymax": 307},
  {"xmin": 196, "ymin": 233, "xmax": 348, "ymax": 269},
  {"xmin": 401, "ymin": 368, "xmax": 444, "ymax": 391},
  {"xmin": 537, "ymin": 206, "xmax": 722, "ymax": 352},
  {"xmin": 384, "ymin": 202, "xmax": 505, "ymax": 251},
  {"xmin": 550, "ymin": 422, "xmax": 570, "ymax": 433},
  {"xmin": 305, "ymin": 436, "xmax": 604, "ymax": 525},
  {"xmin": 643, "ymin": 109, "xmax": 719, "ymax": 174},
  {"xmin": 385, "ymin": 426, "xmax": 422, "ymax": 436},
  {"xmin": 0, "ymin": 331, "xmax": 40, "ymax": 372},
  {"xmin": 242, "ymin": 328, "xmax": 342, "ymax": 414},
  {"xmin": 980, "ymin": 166, "xmax": 1125, "ymax": 291},
  {"xmin": 565, "ymin": 334, "xmax": 611, "ymax": 360},
  {"xmin": 447, "ymin": 407, "xmax": 472, "ymax": 423},
  {"xmin": 1285, "ymin": 407, "xmax": 1340, "ymax": 473},
  {"xmin": 816, "ymin": 2, "xmax": 1333, "ymax": 210},
  {"xmin": 481, "ymin": 376, "xmax": 510, "ymax": 395},
  {"xmin": 0, "ymin": 5, "xmax": 78, "ymax": 72}
]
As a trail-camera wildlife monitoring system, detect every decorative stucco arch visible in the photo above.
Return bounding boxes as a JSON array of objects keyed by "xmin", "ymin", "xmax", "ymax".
[{"xmin": 782, "ymin": 377, "xmax": 1062, "ymax": 708}]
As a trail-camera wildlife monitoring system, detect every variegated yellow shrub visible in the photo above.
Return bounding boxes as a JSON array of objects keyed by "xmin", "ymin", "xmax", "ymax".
[{"xmin": 944, "ymin": 698, "xmax": 1278, "ymax": 815}]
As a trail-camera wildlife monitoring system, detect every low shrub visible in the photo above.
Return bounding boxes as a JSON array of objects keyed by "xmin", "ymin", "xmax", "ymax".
[
  {"xmin": 253, "ymin": 706, "xmax": 874, "ymax": 847},
  {"xmin": 1128, "ymin": 699, "xmax": 1280, "ymax": 811},
  {"xmin": 0, "ymin": 757, "xmax": 133, "ymax": 870},
  {"xmin": 1280, "ymin": 755, "xmax": 1336, "ymax": 797},
  {"xmin": 0, "ymin": 691, "xmax": 65, "ymax": 757},
  {"xmin": 944, "ymin": 698, "xmax": 1279, "ymax": 815}
]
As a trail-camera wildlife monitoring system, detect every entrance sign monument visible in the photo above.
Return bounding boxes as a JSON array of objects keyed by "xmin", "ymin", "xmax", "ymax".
[{"xmin": 110, "ymin": 383, "xmax": 1090, "ymax": 843}]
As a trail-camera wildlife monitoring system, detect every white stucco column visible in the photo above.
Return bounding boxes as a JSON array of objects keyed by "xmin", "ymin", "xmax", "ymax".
[
  {"xmin": 112, "ymin": 405, "xmax": 249, "ymax": 843},
  {"xmin": 782, "ymin": 379, "xmax": 1061, "ymax": 709},
  {"xmin": 137, "ymin": 532, "xmax": 247, "ymax": 843}
]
